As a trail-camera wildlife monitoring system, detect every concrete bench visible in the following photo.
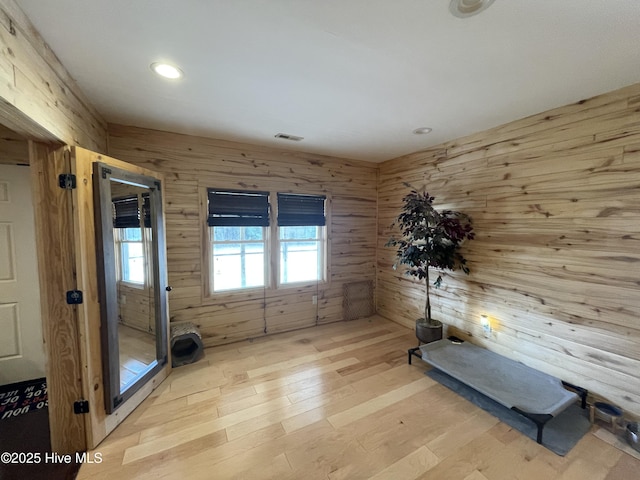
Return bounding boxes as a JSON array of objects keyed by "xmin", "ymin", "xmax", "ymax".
[{"xmin": 408, "ymin": 339, "xmax": 587, "ymax": 443}]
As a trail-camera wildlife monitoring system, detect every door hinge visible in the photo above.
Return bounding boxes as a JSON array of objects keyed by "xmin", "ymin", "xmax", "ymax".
[
  {"xmin": 74, "ymin": 400, "xmax": 89, "ymax": 414},
  {"xmin": 66, "ymin": 290, "xmax": 83, "ymax": 305},
  {"xmin": 58, "ymin": 173, "xmax": 77, "ymax": 189}
]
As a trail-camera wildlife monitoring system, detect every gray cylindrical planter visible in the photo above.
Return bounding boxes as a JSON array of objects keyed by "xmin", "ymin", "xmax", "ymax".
[{"xmin": 415, "ymin": 318, "xmax": 443, "ymax": 344}]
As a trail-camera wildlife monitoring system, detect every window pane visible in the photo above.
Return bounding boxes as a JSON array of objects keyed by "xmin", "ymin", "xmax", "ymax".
[
  {"xmin": 213, "ymin": 226, "xmax": 241, "ymax": 242},
  {"xmin": 213, "ymin": 243, "xmax": 241, "ymax": 256},
  {"xmin": 244, "ymin": 227, "xmax": 263, "ymax": 241},
  {"xmin": 213, "ymin": 250, "xmax": 242, "ymax": 290},
  {"xmin": 122, "ymin": 227, "xmax": 142, "ymax": 241},
  {"xmin": 211, "ymin": 226, "xmax": 266, "ymax": 292},
  {"xmin": 280, "ymin": 226, "xmax": 318, "ymax": 240},
  {"xmin": 280, "ymin": 240, "xmax": 320, "ymax": 283},
  {"xmin": 121, "ymin": 242, "xmax": 144, "ymax": 284}
]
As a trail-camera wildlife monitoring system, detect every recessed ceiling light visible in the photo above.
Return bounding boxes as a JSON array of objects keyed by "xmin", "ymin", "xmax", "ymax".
[
  {"xmin": 412, "ymin": 127, "xmax": 433, "ymax": 135},
  {"xmin": 449, "ymin": 0, "xmax": 496, "ymax": 18},
  {"xmin": 150, "ymin": 62, "xmax": 183, "ymax": 79}
]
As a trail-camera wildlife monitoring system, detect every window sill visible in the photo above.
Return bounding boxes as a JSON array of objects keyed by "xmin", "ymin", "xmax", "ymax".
[
  {"xmin": 201, "ymin": 280, "xmax": 329, "ymax": 305},
  {"xmin": 118, "ymin": 280, "xmax": 147, "ymax": 290}
]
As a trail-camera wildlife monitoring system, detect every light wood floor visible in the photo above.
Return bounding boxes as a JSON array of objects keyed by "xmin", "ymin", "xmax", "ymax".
[
  {"xmin": 78, "ymin": 316, "xmax": 639, "ymax": 479},
  {"xmin": 118, "ymin": 324, "xmax": 156, "ymax": 389}
]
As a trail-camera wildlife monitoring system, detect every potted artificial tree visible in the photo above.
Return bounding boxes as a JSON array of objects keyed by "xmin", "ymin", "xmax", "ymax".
[{"xmin": 386, "ymin": 184, "xmax": 475, "ymax": 344}]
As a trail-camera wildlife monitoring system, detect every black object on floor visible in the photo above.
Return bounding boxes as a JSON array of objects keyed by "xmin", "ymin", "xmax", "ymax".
[
  {"xmin": 426, "ymin": 368, "xmax": 591, "ymax": 456},
  {"xmin": 170, "ymin": 321, "xmax": 205, "ymax": 367},
  {"xmin": 0, "ymin": 384, "xmax": 80, "ymax": 480},
  {"xmin": 0, "ymin": 378, "xmax": 48, "ymax": 421}
]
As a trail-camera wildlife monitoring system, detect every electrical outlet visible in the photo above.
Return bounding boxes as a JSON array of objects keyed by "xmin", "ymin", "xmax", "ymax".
[
  {"xmin": 312, "ymin": 295, "xmax": 318, "ymax": 305},
  {"xmin": 480, "ymin": 315, "xmax": 491, "ymax": 338},
  {"xmin": 482, "ymin": 324, "xmax": 491, "ymax": 337}
]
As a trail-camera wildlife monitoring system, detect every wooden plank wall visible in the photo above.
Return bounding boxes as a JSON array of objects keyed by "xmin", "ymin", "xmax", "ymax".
[
  {"xmin": 0, "ymin": 0, "xmax": 107, "ymax": 150},
  {"xmin": 107, "ymin": 124, "xmax": 378, "ymax": 347},
  {"xmin": 0, "ymin": 124, "xmax": 27, "ymax": 164},
  {"xmin": 118, "ymin": 284, "xmax": 153, "ymax": 333},
  {"xmin": 378, "ymin": 82, "xmax": 640, "ymax": 417}
]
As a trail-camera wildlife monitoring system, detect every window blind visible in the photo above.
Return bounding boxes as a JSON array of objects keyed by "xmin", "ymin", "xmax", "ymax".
[
  {"xmin": 277, "ymin": 193, "xmax": 326, "ymax": 226},
  {"xmin": 112, "ymin": 194, "xmax": 150, "ymax": 228},
  {"xmin": 207, "ymin": 189, "xmax": 270, "ymax": 227},
  {"xmin": 142, "ymin": 193, "xmax": 151, "ymax": 228}
]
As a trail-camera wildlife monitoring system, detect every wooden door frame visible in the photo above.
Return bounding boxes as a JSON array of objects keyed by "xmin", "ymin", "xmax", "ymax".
[
  {"xmin": 29, "ymin": 142, "xmax": 87, "ymax": 453},
  {"xmin": 71, "ymin": 146, "xmax": 171, "ymax": 449}
]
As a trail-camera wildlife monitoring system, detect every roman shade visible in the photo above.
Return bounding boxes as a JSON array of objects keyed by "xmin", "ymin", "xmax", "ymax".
[
  {"xmin": 277, "ymin": 193, "xmax": 326, "ymax": 226},
  {"xmin": 112, "ymin": 194, "xmax": 151, "ymax": 228},
  {"xmin": 207, "ymin": 189, "xmax": 270, "ymax": 227}
]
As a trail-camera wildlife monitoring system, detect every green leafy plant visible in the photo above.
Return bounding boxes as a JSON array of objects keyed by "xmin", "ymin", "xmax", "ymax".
[{"xmin": 386, "ymin": 184, "xmax": 475, "ymax": 325}]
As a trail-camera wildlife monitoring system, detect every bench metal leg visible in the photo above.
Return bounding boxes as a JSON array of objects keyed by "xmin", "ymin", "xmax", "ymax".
[
  {"xmin": 562, "ymin": 381, "xmax": 588, "ymax": 409},
  {"xmin": 407, "ymin": 347, "xmax": 422, "ymax": 365},
  {"xmin": 512, "ymin": 408, "xmax": 553, "ymax": 444}
]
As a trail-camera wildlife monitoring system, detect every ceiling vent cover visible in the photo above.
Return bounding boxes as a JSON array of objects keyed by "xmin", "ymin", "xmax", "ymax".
[{"xmin": 275, "ymin": 133, "xmax": 304, "ymax": 142}]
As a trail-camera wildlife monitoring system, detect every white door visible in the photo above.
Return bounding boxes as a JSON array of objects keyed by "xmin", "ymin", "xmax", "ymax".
[{"xmin": 0, "ymin": 164, "xmax": 45, "ymax": 385}]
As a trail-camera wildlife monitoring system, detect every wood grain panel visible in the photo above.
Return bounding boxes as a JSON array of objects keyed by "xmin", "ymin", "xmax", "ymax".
[
  {"xmin": 0, "ymin": 0, "xmax": 106, "ymax": 150},
  {"xmin": 108, "ymin": 124, "xmax": 378, "ymax": 347},
  {"xmin": 0, "ymin": 124, "xmax": 27, "ymax": 164},
  {"xmin": 29, "ymin": 143, "xmax": 85, "ymax": 453},
  {"xmin": 377, "ymin": 82, "xmax": 640, "ymax": 417}
]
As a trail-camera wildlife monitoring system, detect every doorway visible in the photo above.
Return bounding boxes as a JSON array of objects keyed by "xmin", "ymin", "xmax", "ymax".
[
  {"xmin": 0, "ymin": 164, "xmax": 46, "ymax": 386},
  {"xmin": 0, "ymin": 132, "xmax": 80, "ymax": 479}
]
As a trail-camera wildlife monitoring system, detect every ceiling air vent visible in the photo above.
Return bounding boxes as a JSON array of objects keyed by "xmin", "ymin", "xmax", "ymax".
[{"xmin": 275, "ymin": 133, "xmax": 304, "ymax": 142}]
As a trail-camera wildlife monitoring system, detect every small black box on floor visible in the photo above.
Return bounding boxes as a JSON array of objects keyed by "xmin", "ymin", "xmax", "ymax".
[{"xmin": 170, "ymin": 322, "xmax": 205, "ymax": 367}]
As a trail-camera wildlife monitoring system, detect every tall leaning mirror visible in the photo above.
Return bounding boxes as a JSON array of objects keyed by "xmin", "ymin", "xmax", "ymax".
[{"xmin": 93, "ymin": 162, "xmax": 169, "ymax": 413}]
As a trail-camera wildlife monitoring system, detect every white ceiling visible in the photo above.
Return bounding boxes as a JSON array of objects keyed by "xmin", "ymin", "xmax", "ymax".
[{"xmin": 15, "ymin": 0, "xmax": 640, "ymax": 162}]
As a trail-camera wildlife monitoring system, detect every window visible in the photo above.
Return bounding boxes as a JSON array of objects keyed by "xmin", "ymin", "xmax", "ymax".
[
  {"xmin": 205, "ymin": 189, "xmax": 328, "ymax": 294},
  {"xmin": 277, "ymin": 193, "xmax": 326, "ymax": 285},
  {"xmin": 207, "ymin": 189, "xmax": 269, "ymax": 292},
  {"xmin": 117, "ymin": 227, "xmax": 145, "ymax": 284},
  {"xmin": 113, "ymin": 194, "xmax": 151, "ymax": 286}
]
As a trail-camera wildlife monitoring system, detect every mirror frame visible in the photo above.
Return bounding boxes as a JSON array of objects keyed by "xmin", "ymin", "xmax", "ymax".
[{"xmin": 93, "ymin": 162, "xmax": 168, "ymax": 413}]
